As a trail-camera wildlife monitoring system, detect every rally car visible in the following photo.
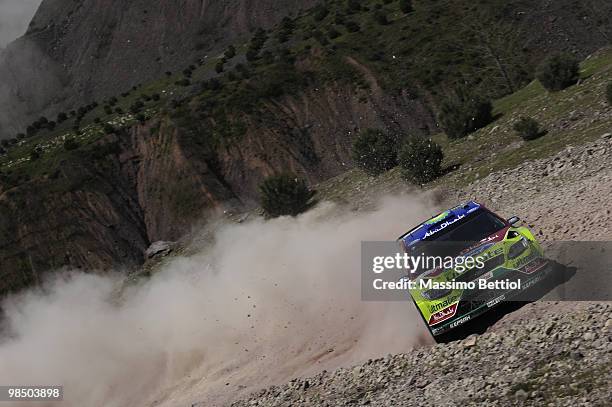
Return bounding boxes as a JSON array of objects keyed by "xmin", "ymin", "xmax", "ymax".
[{"xmin": 398, "ymin": 201, "xmax": 551, "ymax": 342}]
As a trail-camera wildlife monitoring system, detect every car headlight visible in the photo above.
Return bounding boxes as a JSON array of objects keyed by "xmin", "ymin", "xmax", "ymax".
[{"xmin": 508, "ymin": 237, "xmax": 529, "ymax": 259}]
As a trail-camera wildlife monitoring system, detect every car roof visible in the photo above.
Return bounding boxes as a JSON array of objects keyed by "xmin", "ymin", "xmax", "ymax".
[{"xmin": 398, "ymin": 201, "xmax": 483, "ymax": 246}]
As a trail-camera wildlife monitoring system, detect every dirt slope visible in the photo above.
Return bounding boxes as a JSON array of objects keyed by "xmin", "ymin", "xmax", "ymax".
[{"xmin": 225, "ymin": 134, "xmax": 612, "ymax": 407}]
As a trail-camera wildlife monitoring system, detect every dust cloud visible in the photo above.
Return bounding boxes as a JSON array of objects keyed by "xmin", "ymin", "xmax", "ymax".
[{"xmin": 0, "ymin": 194, "xmax": 437, "ymax": 407}]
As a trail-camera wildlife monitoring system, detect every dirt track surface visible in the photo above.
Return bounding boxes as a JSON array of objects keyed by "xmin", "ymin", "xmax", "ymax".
[{"xmin": 226, "ymin": 133, "xmax": 612, "ymax": 406}]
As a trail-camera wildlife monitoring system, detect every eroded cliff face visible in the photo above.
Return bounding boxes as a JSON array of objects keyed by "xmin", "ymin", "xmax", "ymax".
[
  {"xmin": 0, "ymin": 0, "xmax": 318, "ymax": 136},
  {"xmin": 0, "ymin": 78, "xmax": 435, "ymax": 295}
]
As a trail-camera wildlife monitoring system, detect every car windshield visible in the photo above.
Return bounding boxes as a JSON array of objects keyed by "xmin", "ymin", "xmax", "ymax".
[{"xmin": 409, "ymin": 210, "xmax": 506, "ymax": 258}]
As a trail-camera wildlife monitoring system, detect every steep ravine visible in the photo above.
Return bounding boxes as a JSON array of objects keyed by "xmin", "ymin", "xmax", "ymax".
[{"xmin": 0, "ymin": 81, "xmax": 435, "ymax": 295}]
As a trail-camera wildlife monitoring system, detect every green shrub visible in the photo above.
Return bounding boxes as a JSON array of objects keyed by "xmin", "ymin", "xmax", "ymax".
[
  {"xmin": 30, "ymin": 149, "xmax": 41, "ymax": 161},
  {"xmin": 398, "ymin": 138, "xmax": 444, "ymax": 184},
  {"xmin": 259, "ymin": 173, "xmax": 316, "ymax": 217},
  {"xmin": 352, "ymin": 129, "xmax": 398, "ymax": 176},
  {"xmin": 129, "ymin": 100, "xmax": 144, "ymax": 114},
  {"xmin": 328, "ymin": 26, "xmax": 341, "ymax": 39},
  {"xmin": 513, "ymin": 117, "xmax": 542, "ymax": 140},
  {"xmin": 175, "ymin": 78, "xmax": 191, "ymax": 86},
  {"xmin": 136, "ymin": 113, "xmax": 146, "ymax": 123},
  {"xmin": 102, "ymin": 123, "xmax": 116, "ymax": 134},
  {"xmin": 57, "ymin": 112, "xmax": 68, "ymax": 122},
  {"xmin": 345, "ymin": 21, "xmax": 360, "ymax": 32},
  {"xmin": 246, "ymin": 48, "xmax": 259, "ymax": 61},
  {"xmin": 64, "ymin": 137, "xmax": 80, "ymax": 151},
  {"xmin": 224, "ymin": 45, "xmax": 236, "ymax": 59},
  {"xmin": 373, "ymin": 11, "xmax": 389, "ymax": 25},
  {"xmin": 438, "ymin": 88, "xmax": 493, "ymax": 139},
  {"xmin": 536, "ymin": 54, "xmax": 580, "ymax": 91},
  {"xmin": 313, "ymin": 5, "xmax": 329, "ymax": 21},
  {"xmin": 399, "ymin": 0, "xmax": 413, "ymax": 13},
  {"xmin": 606, "ymin": 83, "xmax": 612, "ymax": 105},
  {"xmin": 347, "ymin": 0, "xmax": 361, "ymax": 13}
]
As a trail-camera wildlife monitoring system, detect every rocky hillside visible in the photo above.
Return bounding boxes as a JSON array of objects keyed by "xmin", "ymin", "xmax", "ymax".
[
  {"xmin": 0, "ymin": 0, "xmax": 318, "ymax": 136},
  {"xmin": 2, "ymin": 0, "xmax": 612, "ymax": 138},
  {"xmin": 1, "ymin": 0, "xmax": 612, "ymax": 296},
  {"xmin": 231, "ymin": 303, "xmax": 611, "ymax": 407}
]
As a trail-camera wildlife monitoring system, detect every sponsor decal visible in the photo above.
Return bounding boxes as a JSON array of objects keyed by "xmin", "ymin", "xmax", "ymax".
[
  {"xmin": 478, "ymin": 271, "xmax": 493, "ymax": 281},
  {"xmin": 449, "ymin": 314, "xmax": 471, "ymax": 328},
  {"xmin": 424, "ymin": 214, "xmax": 466, "ymax": 238},
  {"xmin": 512, "ymin": 252, "xmax": 535, "ymax": 268},
  {"xmin": 428, "ymin": 303, "xmax": 458, "ymax": 326},
  {"xmin": 486, "ymin": 294, "xmax": 505, "ymax": 308},
  {"xmin": 426, "ymin": 211, "xmax": 451, "ymax": 225},
  {"xmin": 522, "ymin": 258, "xmax": 548, "ymax": 274},
  {"xmin": 461, "ymin": 242, "xmax": 494, "ymax": 258},
  {"xmin": 522, "ymin": 274, "xmax": 545, "ymax": 290},
  {"xmin": 429, "ymin": 295, "xmax": 459, "ymax": 313}
]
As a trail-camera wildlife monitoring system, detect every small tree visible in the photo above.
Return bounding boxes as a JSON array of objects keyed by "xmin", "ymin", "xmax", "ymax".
[
  {"xmin": 438, "ymin": 88, "xmax": 493, "ymax": 139},
  {"xmin": 215, "ymin": 61, "xmax": 224, "ymax": 73},
  {"xmin": 399, "ymin": 0, "xmax": 413, "ymax": 13},
  {"xmin": 345, "ymin": 21, "xmax": 360, "ymax": 32},
  {"xmin": 373, "ymin": 11, "xmax": 389, "ymax": 25},
  {"xmin": 246, "ymin": 48, "xmax": 259, "ymax": 62},
  {"xmin": 513, "ymin": 117, "xmax": 542, "ymax": 141},
  {"xmin": 64, "ymin": 137, "xmax": 80, "ymax": 151},
  {"xmin": 136, "ymin": 113, "xmax": 146, "ymax": 124},
  {"xmin": 606, "ymin": 83, "xmax": 612, "ymax": 105},
  {"xmin": 224, "ymin": 45, "xmax": 236, "ymax": 59},
  {"xmin": 536, "ymin": 54, "xmax": 580, "ymax": 91},
  {"xmin": 102, "ymin": 123, "xmax": 116, "ymax": 134},
  {"xmin": 313, "ymin": 5, "xmax": 329, "ymax": 21},
  {"xmin": 398, "ymin": 138, "xmax": 444, "ymax": 184},
  {"xmin": 30, "ymin": 149, "xmax": 41, "ymax": 161},
  {"xmin": 347, "ymin": 0, "xmax": 361, "ymax": 13},
  {"xmin": 352, "ymin": 129, "xmax": 398, "ymax": 176},
  {"xmin": 259, "ymin": 173, "xmax": 316, "ymax": 217},
  {"xmin": 328, "ymin": 27, "xmax": 341, "ymax": 39}
]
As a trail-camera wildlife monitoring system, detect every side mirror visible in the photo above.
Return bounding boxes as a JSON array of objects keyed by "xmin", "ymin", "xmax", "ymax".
[{"xmin": 508, "ymin": 216, "xmax": 520, "ymax": 226}]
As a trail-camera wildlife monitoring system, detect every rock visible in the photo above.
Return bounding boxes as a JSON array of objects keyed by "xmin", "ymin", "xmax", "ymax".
[
  {"xmin": 515, "ymin": 389, "xmax": 529, "ymax": 400},
  {"xmin": 145, "ymin": 241, "xmax": 176, "ymax": 259},
  {"xmin": 570, "ymin": 351, "xmax": 584, "ymax": 361},
  {"xmin": 415, "ymin": 378, "xmax": 430, "ymax": 388},
  {"xmin": 582, "ymin": 332, "xmax": 595, "ymax": 341},
  {"xmin": 464, "ymin": 335, "xmax": 478, "ymax": 348}
]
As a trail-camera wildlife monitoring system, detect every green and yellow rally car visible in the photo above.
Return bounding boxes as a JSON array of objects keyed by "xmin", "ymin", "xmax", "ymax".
[{"xmin": 398, "ymin": 201, "xmax": 551, "ymax": 342}]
